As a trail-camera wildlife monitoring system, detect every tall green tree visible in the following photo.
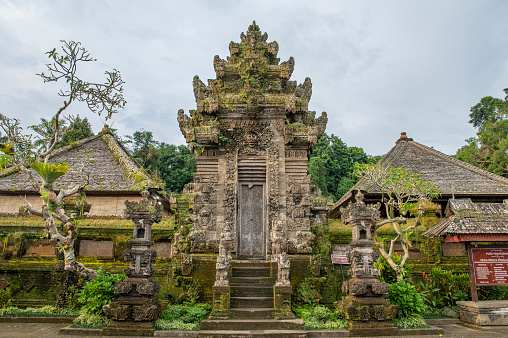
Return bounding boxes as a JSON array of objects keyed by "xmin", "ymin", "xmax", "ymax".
[
  {"xmin": 124, "ymin": 130, "xmax": 196, "ymax": 193},
  {"xmin": 308, "ymin": 133, "xmax": 379, "ymax": 201},
  {"xmin": 468, "ymin": 89, "xmax": 508, "ymax": 129},
  {"xmin": 456, "ymin": 88, "xmax": 508, "ymax": 177},
  {"xmin": 57, "ymin": 115, "xmax": 94, "ymax": 147}
]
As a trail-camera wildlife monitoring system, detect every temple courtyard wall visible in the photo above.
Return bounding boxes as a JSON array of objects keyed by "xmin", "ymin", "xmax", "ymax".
[{"xmin": 0, "ymin": 200, "xmax": 466, "ymax": 308}]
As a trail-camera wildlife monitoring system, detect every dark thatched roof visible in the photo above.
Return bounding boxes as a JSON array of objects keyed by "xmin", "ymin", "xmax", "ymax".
[
  {"xmin": 423, "ymin": 199, "xmax": 508, "ymax": 237},
  {"xmin": 329, "ymin": 132, "xmax": 508, "ymax": 218},
  {"xmin": 0, "ymin": 130, "xmax": 160, "ymax": 193}
]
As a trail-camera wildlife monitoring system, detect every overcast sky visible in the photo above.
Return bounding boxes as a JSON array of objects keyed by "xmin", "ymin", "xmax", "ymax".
[{"xmin": 1, "ymin": 0, "xmax": 507, "ymax": 156}]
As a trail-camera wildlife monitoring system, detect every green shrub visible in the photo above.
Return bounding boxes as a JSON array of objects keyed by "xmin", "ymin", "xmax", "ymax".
[
  {"xmin": 70, "ymin": 312, "xmax": 109, "ymax": 329},
  {"xmin": 393, "ymin": 315, "xmax": 428, "ymax": 329},
  {"xmin": 387, "ymin": 281, "xmax": 425, "ymax": 317},
  {"xmin": 295, "ymin": 278, "xmax": 322, "ymax": 305},
  {"xmin": 154, "ymin": 320, "xmax": 199, "ymax": 331},
  {"xmin": 418, "ymin": 268, "xmax": 470, "ymax": 309},
  {"xmin": 156, "ymin": 303, "xmax": 211, "ymax": 331},
  {"xmin": 478, "ymin": 285, "xmax": 508, "ymax": 301},
  {"xmin": 293, "ymin": 305, "xmax": 346, "ymax": 330},
  {"xmin": 374, "ymin": 254, "xmax": 411, "ymax": 283},
  {"xmin": 0, "ymin": 306, "xmax": 78, "ymax": 317},
  {"xmin": 0, "ymin": 288, "xmax": 12, "ymax": 308},
  {"xmin": 78, "ymin": 266, "xmax": 126, "ymax": 315}
]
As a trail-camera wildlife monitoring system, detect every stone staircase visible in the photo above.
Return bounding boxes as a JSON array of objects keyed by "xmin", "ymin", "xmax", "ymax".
[{"xmin": 200, "ymin": 260, "xmax": 304, "ymax": 337}]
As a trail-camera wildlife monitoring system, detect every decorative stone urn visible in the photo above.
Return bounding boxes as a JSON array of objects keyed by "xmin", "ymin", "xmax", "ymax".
[
  {"xmin": 102, "ymin": 190, "xmax": 162, "ymax": 336},
  {"xmin": 337, "ymin": 191, "xmax": 398, "ymax": 336}
]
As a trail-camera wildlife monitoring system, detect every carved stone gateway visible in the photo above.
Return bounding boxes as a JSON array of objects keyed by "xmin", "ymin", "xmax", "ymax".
[{"xmin": 178, "ymin": 21, "xmax": 328, "ymax": 316}]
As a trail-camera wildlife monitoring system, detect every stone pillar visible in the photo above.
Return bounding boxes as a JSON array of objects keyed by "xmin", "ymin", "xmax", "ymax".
[
  {"xmin": 337, "ymin": 191, "xmax": 398, "ymax": 336},
  {"xmin": 103, "ymin": 190, "xmax": 162, "ymax": 336}
]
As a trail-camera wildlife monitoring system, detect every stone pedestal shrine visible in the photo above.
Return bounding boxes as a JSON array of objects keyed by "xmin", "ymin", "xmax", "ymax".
[
  {"xmin": 103, "ymin": 190, "xmax": 162, "ymax": 336},
  {"xmin": 337, "ymin": 191, "xmax": 398, "ymax": 335}
]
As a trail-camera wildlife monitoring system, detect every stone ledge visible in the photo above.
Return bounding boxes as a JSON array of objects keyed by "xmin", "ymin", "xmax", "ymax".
[
  {"xmin": 155, "ymin": 331, "xmax": 199, "ymax": 337},
  {"xmin": 398, "ymin": 325, "xmax": 444, "ymax": 336},
  {"xmin": 307, "ymin": 330, "xmax": 349, "ymax": 337},
  {"xmin": 425, "ymin": 318, "xmax": 459, "ymax": 325},
  {"xmin": 457, "ymin": 300, "xmax": 508, "ymax": 326},
  {"xmin": 59, "ymin": 326, "xmax": 102, "ymax": 335},
  {"xmin": 0, "ymin": 316, "xmax": 74, "ymax": 323}
]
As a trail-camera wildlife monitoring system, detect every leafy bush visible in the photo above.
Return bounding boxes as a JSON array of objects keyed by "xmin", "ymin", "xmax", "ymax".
[
  {"xmin": 387, "ymin": 281, "xmax": 425, "ymax": 317},
  {"xmin": 478, "ymin": 285, "xmax": 508, "ymax": 301},
  {"xmin": 418, "ymin": 268, "xmax": 470, "ymax": 309},
  {"xmin": 0, "ymin": 288, "xmax": 12, "ymax": 308},
  {"xmin": 393, "ymin": 315, "xmax": 428, "ymax": 329},
  {"xmin": 156, "ymin": 303, "xmax": 211, "ymax": 331},
  {"xmin": 0, "ymin": 306, "xmax": 78, "ymax": 317},
  {"xmin": 78, "ymin": 267, "xmax": 126, "ymax": 315},
  {"xmin": 293, "ymin": 305, "xmax": 347, "ymax": 330},
  {"xmin": 374, "ymin": 254, "xmax": 411, "ymax": 283},
  {"xmin": 295, "ymin": 278, "xmax": 323, "ymax": 305},
  {"xmin": 70, "ymin": 312, "xmax": 109, "ymax": 329},
  {"xmin": 56, "ymin": 277, "xmax": 85, "ymax": 309}
]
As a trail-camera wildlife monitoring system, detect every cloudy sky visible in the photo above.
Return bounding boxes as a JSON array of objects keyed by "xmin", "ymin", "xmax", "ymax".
[{"xmin": 1, "ymin": 0, "xmax": 507, "ymax": 156}]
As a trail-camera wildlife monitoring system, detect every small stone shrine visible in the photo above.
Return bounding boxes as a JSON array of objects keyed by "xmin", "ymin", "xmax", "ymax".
[
  {"xmin": 102, "ymin": 190, "xmax": 162, "ymax": 336},
  {"xmin": 338, "ymin": 191, "xmax": 398, "ymax": 336}
]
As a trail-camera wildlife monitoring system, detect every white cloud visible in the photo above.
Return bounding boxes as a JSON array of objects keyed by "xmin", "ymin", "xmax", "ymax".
[{"xmin": 0, "ymin": 0, "xmax": 507, "ymax": 156}]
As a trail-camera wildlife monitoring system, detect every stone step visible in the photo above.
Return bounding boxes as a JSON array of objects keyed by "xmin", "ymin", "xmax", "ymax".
[
  {"xmin": 231, "ymin": 285, "xmax": 273, "ymax": 297},
  {"xmin": 231, "ymin": 296, "xmax": 273, "ymax": 308},
  {"xmin": 231, "ymin": 260, "xmax": 272, "ymax": 268},
  {"xmin": 200, "ymin": 319, "xmax": 304, "ymax": 331},
  {"xmin": 229, "ymin": 308, "xmax": 277, "ymax": 319},
  {"xmin": 232, "ymin": 266, "xmax": 271, "ymax": 278},
  {"xmin": 198, "ymin": 330, "xmax": 307, "ymax": 338},
  {"xmin": 230, "ymin": 276, "xmax": 275, "ymax": 286}
]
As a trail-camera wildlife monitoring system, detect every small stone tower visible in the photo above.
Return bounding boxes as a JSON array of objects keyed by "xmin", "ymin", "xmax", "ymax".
[{"xmin": 177, "ymin": 21, "xmax": 328, "ymax": 263}]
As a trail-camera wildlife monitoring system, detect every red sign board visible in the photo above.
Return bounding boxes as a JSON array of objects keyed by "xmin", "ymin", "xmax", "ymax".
[
  {"xmin": 472, "ymin": 248, "xmax": 508, "ymax": 286},
  {"xmin": 331, "ymin": 254, "xmax": 349, "ymax": 264}
]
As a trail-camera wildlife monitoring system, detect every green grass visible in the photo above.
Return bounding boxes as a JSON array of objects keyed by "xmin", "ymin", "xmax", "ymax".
[{"xmin": 0, "ymin": 306, "xmax": 79, "ymax": 318}]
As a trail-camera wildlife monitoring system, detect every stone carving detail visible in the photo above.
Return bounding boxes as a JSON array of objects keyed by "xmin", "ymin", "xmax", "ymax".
[
  {"xmin": 276, "ymin": 252, "xmax": 291, "ymax": 286},
  {"xmin": 271, "ymin": 220, "xmax": 290, "ymax": 286},
  {"xmin": 103, "ymin": 190, "xmax": 162, "ymax": 325}
]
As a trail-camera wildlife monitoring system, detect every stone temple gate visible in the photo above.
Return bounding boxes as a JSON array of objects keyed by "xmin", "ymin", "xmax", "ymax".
[{"xmin": 178, "ymin": 22, "xmax": 328, "ymax": 262}]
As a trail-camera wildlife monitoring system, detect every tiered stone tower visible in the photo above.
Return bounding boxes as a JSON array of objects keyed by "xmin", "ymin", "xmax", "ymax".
[
  {"xmin": 178, "ymin": 21, "xmax": 329, "ymax": 318},
  {"xmin": 178, "ymin": 21, "xmax": 327, "ymax": 259}
]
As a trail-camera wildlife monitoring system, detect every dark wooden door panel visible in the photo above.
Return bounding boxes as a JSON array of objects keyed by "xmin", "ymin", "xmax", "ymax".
[{"xmin": 238, "ymin": 183, "xmax": 265, "ymax": 259}]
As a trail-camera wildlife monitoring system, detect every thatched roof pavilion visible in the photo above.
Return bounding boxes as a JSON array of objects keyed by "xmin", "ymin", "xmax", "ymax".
[{"xmin": 329, "ymin": 132, "xmax": 508, "ymax": 218}]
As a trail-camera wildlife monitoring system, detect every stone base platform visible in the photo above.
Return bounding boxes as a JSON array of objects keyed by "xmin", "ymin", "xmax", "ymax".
[
  {"xmin": 102, "ymin": 321, "xmax": 155, "ymax": 336},
  {"xmin": 457, "ymin": 300, "xmax": 508, "ymax": 326}
]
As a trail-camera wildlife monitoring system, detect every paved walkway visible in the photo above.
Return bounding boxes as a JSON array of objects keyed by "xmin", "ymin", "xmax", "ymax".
[{"xmin": 2, "ymin": 322, "xmax": 508, "ymax": 337}]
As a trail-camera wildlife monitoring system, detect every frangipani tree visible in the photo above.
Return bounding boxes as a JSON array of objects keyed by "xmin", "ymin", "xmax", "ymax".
[
  {"xmin": 0, "ymin": 40, "xmax": 126, "ymax": 280},
  {"xmin": 354, "ymin": 163, "xmax": 440, "ymax": 282}
]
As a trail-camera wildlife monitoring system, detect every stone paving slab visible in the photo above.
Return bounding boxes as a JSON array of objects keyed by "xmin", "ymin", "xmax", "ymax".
[{"xmin": 4, "ymin": 322, "xmax": 508, "ymax": 337}]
